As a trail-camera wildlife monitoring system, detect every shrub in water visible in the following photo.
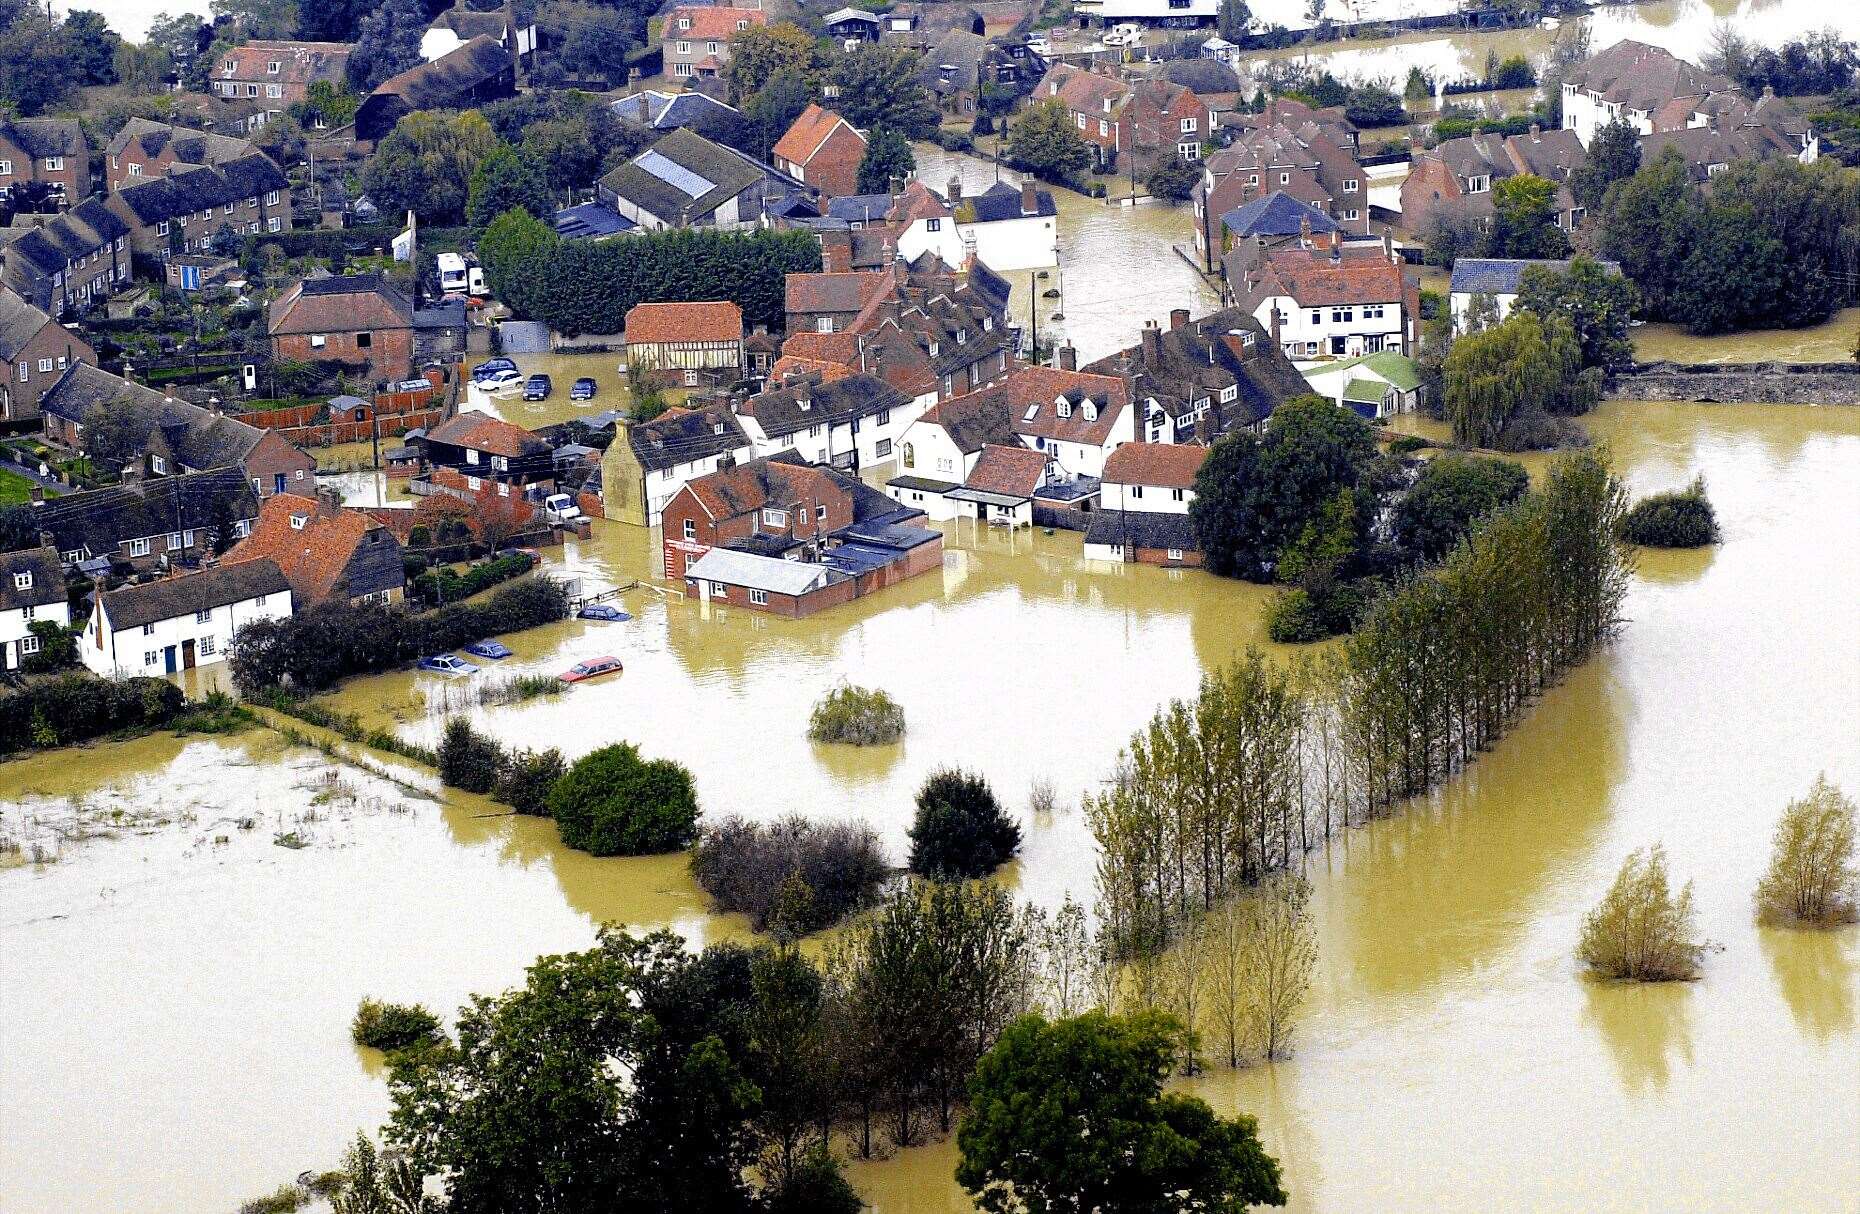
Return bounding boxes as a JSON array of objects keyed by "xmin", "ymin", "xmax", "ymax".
[
  {"xmin": 1266, "ymin": 588, "xmax": 1327, "ymax": 643},
  {"xmin": 690, "ymin": 814, "xmax": 891, "ymax": 934},
  {"xmin": 1577, "ymin": 845, "xmax": 1704, "ymax": 982},
  {"xmin": 1755, "ymin": 775, "xmax": 1858, "ymax": 927},
  {"xmin": 807, "ymin": 683, "xmax": 906, "ymax": 745},
  {"xmin": 548, "ymin": 741, "xmax": 700, "ymax": 856},
  {"xmin": 351, "ymin": 997, "xmax": 442, "ymax": 1051},
  {"xmin": 1619, "ymin": 476, "xmax": 1719, "ymax": 548},
  {"xmin": 494, "ymin": 746, "xmax": 567, "ymax": 815},
  {"xmin": 908, "ymin": 766, "xmax": 1022, "ymax": 878},
  {"xmin": 437, "ymin": 717, "xmax": 504, "ymax": 794}
]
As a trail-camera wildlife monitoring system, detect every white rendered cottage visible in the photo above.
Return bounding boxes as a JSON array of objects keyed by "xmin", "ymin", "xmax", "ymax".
[{"xmin": 80, "ymin": 558, "xmax": 291, "ymax": 678}]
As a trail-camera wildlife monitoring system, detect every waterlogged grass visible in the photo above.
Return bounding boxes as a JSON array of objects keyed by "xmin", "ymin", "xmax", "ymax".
[
  {"xmin": 422, "ymin": 673, "xmax": 564, "ymax": 715},
  {"xmin": 252, "ymin": 691, "xmax": 439, "ymax": 767}
]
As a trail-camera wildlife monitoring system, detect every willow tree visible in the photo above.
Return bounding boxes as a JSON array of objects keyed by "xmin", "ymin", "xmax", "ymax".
[{"xmin": 1442, "ymin": 310, "xmax": 1601, "ymax": 450}]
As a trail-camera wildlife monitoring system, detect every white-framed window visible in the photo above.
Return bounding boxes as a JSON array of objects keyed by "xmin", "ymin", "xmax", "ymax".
[
  {"xmin": 152, "ymin": 455, "xmax": 167, "ymax": 474},
  {"xmin": 675, "ymin": 62, "xmax": 693, "ymax": 77},
  {"xmin": 234, "ymin": 519, "xmax": 250, "ymax": 537},
  {"xmin": 45, "ymin": 156, "xmax": 63, "ymax": 171},
  {"xmin": 711, "ymin": 581, "xmax": 729, "ymax": 596},
  {"xmin": 198, "ymin": 635, "xmax": 216, "ymax": 655},
  {"xmin": 1179, "ymin": 117, "xmax": 1196, "ymax": 133},
  {"xmin": 11, "ymin": 571, "xmax": 30, "ymax": 590},
  {"xmin": 16, "ymin": 362, "xmax": 25, "ymax": 381},
  {"xmin": 309, "ymin": 334, "xmax": 326, "ymax": 349},
  {"xmin": 1099, "ymin": 119, "xmax": 1108, "ymax": 137},
  {"xmin": 266, "ymin": 190, "xmax": 280, "ymax": 205},
  {"xmin": 129, "ymin": 538, "xmax": 151, "ymax": 557},
  {"xmin": 1344, "ymin": 178, "xmax": 1359, "ymax": 193},
  {"xmin": 157, "ymin": 221, "xmax": 170, "ymax": 236},
  {"xmin": 1167, "ymin": 548, "xmax": 1184, "ymax": 561},
  {"xmin": 676, "ymin": 40, "xmax": 691, "ymax": 53},
  {"xmin": 707, "ymin": 40, "xmax": 718, "ymax": 52},
  {"xmin": 683, "ymin": 519, "xmax": 696, "ymax": 540},
  {"xmin": 267, "ymin": 60, "xmax": 281, "ymax": 73},
  {"xmin": 168, "ymin": 532, "xmax": 183, "ymax": 551},
  {"xmin": 268, "ymin": 217, "xmax": 282, "ymax": 232},
  {"xmin": 749, "ymin": 588, "xmax": 768, "ymax": 605},
  {"xmin": 1220, "ymin": 384, "xmax": 1237, "ymax": 402},
  {"xmin": 1467, "ymin": 174, "xmax": 1490, "ymax": 193},
  {"xmin": 20, "ymin": 634, "xmax": 40, "ymax": 655},
  {"xmin": 1178, "ymin": 142, "xmax": 1199, "ymax": 161},
  {"xmin": 1075, "ymin": 114, "xmax": 1086, "ymax": 130},
  {"xmin": 0, "ymin": 159, "xmax": 12, "ymax": 175},
  {"xmin": 496, "ymin": 483, "xmax": 509, "ymax": 498},
  {"xmin": 875, "ymin": 438, "xmax": 892, "ymax": 457},
  {"xmin": 678, "ymin": 15, "xmax": 690, "ymax": 28},
  {"xmin": 816, "ymin": 316, "xmax": 835, "ymax": 333},
  {"xmin": 294, "ymin": 469, "xmax": 305, "ymax": 480},
  {"xmin": 467, "ymin": 476, "xmax": 481, "ymax": 491},
  {"xmin": 195, "ymin": 608, "xmax": 212, "ymax": 623},
  {"xmin": 762, "ymin": 508, "xmax": 788, "ymax": 527},
  {"xmin": 246, "ymin": 84, "xmax": 259, "ymax": 97},
  {"xmin": 736, "ymin": 17, "xmax": 749, "ymax": 28},
  {"xmin": 1279, "ymin": 171, "xmax": 1289, "ymax": 184},
  {"xmin": 37, "ymin": 357, "xmax": 52, "ymax": 373},
  {"xmin": 145, "ymin": 650, "xmax": 159, "ymax": 666},
  {"xmin": 266, "ymin": 84, "xmax": 282, "ymax": 99},
  {"xmin": 1345, "ymin": 208, "xmax": 1360, "ymax": 221}
]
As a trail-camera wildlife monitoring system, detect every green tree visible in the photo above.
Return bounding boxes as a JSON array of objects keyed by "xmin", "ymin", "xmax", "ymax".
[
  {"xmin": 211, "ymin": 0, "xmax": 297, "ymax": 38},
  {"xmin": 541, "ymin": 0, "xmax": 642, "ymax": 87},
  {"xmin": 1442, "ymin": 310, "xmax": 1600, "ymax": 450},
  {"xmin": 1144, "ymin": 154, "xmax": 1199, "ymax": 203},
  {"xmin": 347, "ymin": 0, "xmax": 425, "ymax": 90},
  {"xmin": 466, "ymin": 143, "xmax": 556, "ymax": 227},
  {"xmin": 855, "ymin": 125, "xmax": 915, "ymax": 194},
  {"xmin": 20, "ymin": 621, "xmax": 79, "ymax": 674},
  {"xmin": 1669, "ymin": 199, "xmax": 1789, "ymax": 336},
  {"xmin": 1755, "ymin": 776, "xmax": 1858, "ymax": 927},
  {"xmin": 548, "ymin": 741, "xmax": 700, "ymax": 855},
  {"xmin": 1342, "ymin": 84, "xmax": 1404, "ymax": 128},
  {"xmin": 1567, "ymin": 118, "xmax": 1640, "ymax": 211},
  {"xmin": 908, "ymin": 767, "xmax": 1022, "ymax": 878},
  {"xmin": 113, "ymin": 39, "xmax": 173, "ymax": 93},
  {"xmin": 1618, "ymin": 475, "xmax": 1719, "ymax": 548},
  {"xmin": 957, "ymin": 1010, "xmax": 1286, "ymax": 1214},
  {"xmin": 1598, "ymin": 146, "xmax": 1701, "ymax": 320},
  {"xmin": 1217, "ymin": 0, "xmax": 1251, "ymax": 43},
  {"xmin": 362, "ymin": 109, "xmax": 500, "ymax": 225},
  {"xmin": 725, "ymin": 22, "xmax": 821, "ymax": 103},
  {"xmin": 0, "ymin": 3, "xmax": 76, "ymax": 115},
  {"xmin": 1489, "ymin": 173, "xmax": 1572, "ymax": 259},
  {"xmin": 1393, "ymin": 454, "xmax": 1529, "ymax": 562},
  {"xmin": 829, "ymin": 44, "xmax": 939, "ymax": 138},
  {"xmin": 1007, "ymin": 98, "xmax": 1091, "ymax": 182},
  {"xmin": 476, "ymin": 206, "xmax": 559, "ymax": 319},
  {"xmin": 63, "ymin": 10, "xmax": 121, "ymax": 84},
  {"xmin": 1248, "ymin": 395, "xmax": 1379, "ymax": 566},
  {"xmin": 744, "ymin": 67, "xmax": 817, "ymax": 161},
  {"xmin": 1188, "ymin": 429, "xmax": 1267, "ymax": 579},
  {"xmin": 1577, "ymin": 845, "xmax": 1703, "ymax": 982},
  {"xmin": 1513, "ymin": 255, "xmax": 1638, "ymax": 369},
  {"xmin": 291, "ymin": 79, "xmax": 360, "ymax": 130}
]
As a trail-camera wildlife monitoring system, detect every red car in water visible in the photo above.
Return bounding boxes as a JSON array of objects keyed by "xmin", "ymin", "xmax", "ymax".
[{"xmin": 559, "ymin": 655, "xmax": 624, "ymax": 683}]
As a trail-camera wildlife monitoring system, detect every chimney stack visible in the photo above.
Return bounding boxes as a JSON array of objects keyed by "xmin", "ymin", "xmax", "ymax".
[
  {"xmin": 1299, "ymin": 214, "xmax": 1312, "ymax": 246},
  {"xmin": 1021, "ymin": 179, "xmax": 1037, "ymax": 216},
  {"xmin": 948, "ymin": 174, "xmax": 962, "ymax": 203},
  {"xmin": 1057, "ymin": 344, "xmax": 1077, "ymax": 371},
  {"xmin": 1169, "ymin": 307, "xmax": 1190, "ymax": 331},
  {"xmin": 1269, "ymin": 307, "xmax": 1282, "ymax": 348},
  {"xmin": 1529, "ymin": 122, "xmax": 1541, "ymax": 141},
  {"xmin": 1140, "ymin": 322, "xmax": 1161, "ymax": 365}
]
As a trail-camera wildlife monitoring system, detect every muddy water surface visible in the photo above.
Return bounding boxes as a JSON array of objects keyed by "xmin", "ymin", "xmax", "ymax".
[{"xmin": 4, "ymin": 402, "xmax": 1858, "ymax": 1213}]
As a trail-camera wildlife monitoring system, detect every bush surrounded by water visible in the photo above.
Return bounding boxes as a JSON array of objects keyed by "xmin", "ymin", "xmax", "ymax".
[
  {"xmin": 807, "ymin": 683, "xmax": 906, "ymax": 745},
  {"xmin": 690, "ymin": 814, "xmax": 891, "ymax": 934},
  {"xmin": 549, "ymin": 741, "xmax": 699, "ymax": 856},
  {"xmin": 1578, "ymin": 845, "xmax": 1704, "ymax": 982},
  {"xmin": 908, "ymin": 767, "xmax": 1022, "ymax": 879},
  {"xmin": 351, "ymin": 998, "xmax": 442, "ymax": 1052},
  {"xmin": 438, "ymin": 717, "xmax": 505, "ymax": 794},
  {"xmin": 1619, "ymin": 476, "xmax": 1720, "ymax": 548},
  {"xmin": 1755, "ymin": 775, "xmax": 1858, "ymax": 927},
  {"xmin": 495, "ymin": 747, "xmax": 568, "ymax": 816}
]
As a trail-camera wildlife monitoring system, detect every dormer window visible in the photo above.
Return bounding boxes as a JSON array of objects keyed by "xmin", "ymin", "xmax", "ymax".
[
  {"xmin": 290, "ymin": 513, "xmax": 307, "ymax": 530},
  {"xmin": 982, "ymin": 316, "xmax": 992, "ymax": 330},
  {"xmin": 736, "ymin": 17, "xmax": 748, "ymax": 28},
  {"xmin": 267, "ymin": 61, "xmax": 281, "ymax": 73},
  {"xmin": 12, "ymin": 571, "xmax": 30, "ymax": 590},
  {"xmin": 1467, "ymin": 174, "xmax": 1490, "ymax": 193},
  {"xmin": 1056, "ymin": 397, "xmax": 1071, "ymax": 418},
  {"xmin": 712, "ymin": 422, "xmax": 725, "ymax": 435},
  {"xmin": 796, "ymin": 398, "xmax": 810, "ymax": 412},
  {"xmin": 1103, "ymin": 98, "xmax": 1113, "ymax": 114},
  {"xmin": 928, "ymin": 341, "xmax": 939, "ymax": 357},
  {"xmin": 223, "ymin": 59, "xmax": 236, "ymax": 72},
  {"xmin": 678, "ymin": 16, "xmax": 690, "ymax": 28},
  {"xmin": 956, "ymin": 329, "xmax": 966, "ymax": 343},
  {"xmin": 1082, "ymin": 401, "xmax": 1097, "ymax": 421}
]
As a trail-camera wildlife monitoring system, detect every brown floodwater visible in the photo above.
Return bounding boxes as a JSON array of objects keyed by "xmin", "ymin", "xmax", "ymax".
[
  {"xmin": 1633, "ymin": 308, "xmax": 1860, "ymax": 366},
  {"xmin": 4, "ymin": 401, "xmax": 1858, "ymax": 1213}
]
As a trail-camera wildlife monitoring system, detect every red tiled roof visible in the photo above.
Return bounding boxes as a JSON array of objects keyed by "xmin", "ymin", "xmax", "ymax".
[
  {"xmin": 1253, "ymin": 246, "xmax": 1405, "ymax": 308},
  {"xmin": 424, "ymin": 410, "xmax": 544, "ymax": 458},
  {"xmin": 887, "ymin": 179, "xmax": 951, "ymax": 225},
  {"xmin": 964, "ymin": 444, "xmax": 1048, "ymax": 497},
  {"xmin": 217, "ymin": 40, "xmax": 350, "ymax": 86},
  {"xmin": 665, "ymin": 5, "xmax": 768, "ymax": 40},
  {"xmin": 624, "ymin": 300, "xmax": 744, "ymax": 344},
  {"xmin": 949, "ymin": 365, "xmax": 1128, "ymax": 447},
  {"xmin": 780, "ymin": 330, "xmax": 860, "ymax": 364},
  {"xmin": 774, "ymin": 104, "xmax": 854, "ymax": 167},
  {"xmin": 1102, "ymin": 441, "xmax": 1206, "ymax": 489},
  {"xmin": 785, "ymin": 270, "xmax": 892, "ymax": 316},
  {"xmin": 684, "ymin": 458, "xmax": 844, "ymax": 521},
  {"xmin": 770, "ymin": 354, "xmax": 856, "ymax": 384},
  {"xmin": 222, "ymin": 492, "xmax": 384, "ymax": 603}
]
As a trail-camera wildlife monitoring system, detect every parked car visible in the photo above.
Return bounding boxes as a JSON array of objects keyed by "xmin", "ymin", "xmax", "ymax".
[
  {"xmin": 477, "ymin": 368, "xmax": 523, "ymax": 393},
  {"xmin": 463, "ymin": 639, "xmax": 512, "ymax": 660},
  {"xmin": 523, "ymin": 374, "xmax": 553, "ymax": 401},
  {"xmin": 417, "ymin": 654, "xmax": 480, "ymax": 676},
  {"xmin": 542, "ymin": 493, "xmax": 583, "ymax": 523},
  {"xmin": 559, "ymin": 655, "xmax": 624, "ymax": 683},
  {"xmin": 578, "ymin": 603, "xmax": 630, "ymax": 621},
  {"xmin": 471, "ymin": 357, "xmax": 517, "ymax": 382},
  {"xmin": 570, "ymin": 377, "xmax": 598, "ymax": 401}
]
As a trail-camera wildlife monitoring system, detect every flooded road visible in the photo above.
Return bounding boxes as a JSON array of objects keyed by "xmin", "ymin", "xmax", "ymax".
[{"xmin": 3, "ymin": 406, "xmax": 1858, "ymax": 1211}]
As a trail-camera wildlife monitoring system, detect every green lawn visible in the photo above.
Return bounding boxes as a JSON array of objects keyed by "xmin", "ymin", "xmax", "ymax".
[{"xmin": 0, "ymin": 466, "xmax": 42, "ymax": 505}]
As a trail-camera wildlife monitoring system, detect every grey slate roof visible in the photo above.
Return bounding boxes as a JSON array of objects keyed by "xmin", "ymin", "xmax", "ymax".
[
  {"xmin": 100, "ymin": 558, "xmax": 290, "ymax": 630},
  {"xmin": 628, "ymin": 404, "xmax": 751, "ymax": 472},
  {"xmin": 0, "ymin": 288, "xmax": 55, "ymax": 361},
  {"xmin": 553, "ymin": 201, "xmax": 636, "ymax": 239},
  {"xmin": 825, "ymin": 193, "xmax": 895, "ymax": 224},
  {"xmin": 29, "ymin": 468, "xmax": 258, "ymax": 561},
  {"xmin": 105, "ymin": 118, "xmax": 253, "ymax": 167},
  {"xmin": 1220, "ymin": 190, "xmax": 1338, "ymax": 240},
  {"xmin": 600, "ymin": 128, "xmax": 775, "ymax": 226},
  {"xmin": 1085, "ymin": 510, "xmax": 1198, "ymax": 552},
  {"xmin": 6, "ymin": 201, "xmax": 128, "ymax": 279},
  {"xmin": 40, "ymin": 363, "xmax": 267, "ymax": 472},
  {"xmin": 0, "ymin": 547, "xmax": 65, "ymax": 612},
  {"xmin": 963, "ymin": 180, "xmax": 1056, "ymax": 222},
  {"xmin": 1, "ymin": 118, "xmax": 85, "ymax": 159},
  {"xmin": 1448, "ymin": 258, "xmax": 1623, "ymax": 295},
  {"xmin": 1159, "ymin": 59, "xmax": 1240, "ymax": 96},
  {"xmin": 610, "ymin": 90, "xmax": 751, "ymax": 147},
  {"xmin": 372, "ymin": 35, "xmax": 512, "ymax": 107},
  {"xmin": 111, "ymin": 154, "xmax": 287, "ymax": 225},
  {"xmin": 685, "ymin": 546, "xmax": 836, "ymax": 595}
]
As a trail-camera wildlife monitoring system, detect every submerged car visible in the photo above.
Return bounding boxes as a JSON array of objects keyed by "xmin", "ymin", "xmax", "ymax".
[
  {"xmin": 463, "ymin": 640, "xmax": 513, "ymax": 660},
  {"xmin": 417, "ymin": 654, "xmax": 480, "ymax": 676},
  {"xmin": 471, "ymin": 357, "xmax": 517, "ymax": 382},
  {"xmin": 577, "ymin": 603, "xmax": 630, "ymax": 621},
  {"xmin": 523, "ymin": 374, "xmax": 553, "ymax": 401},
  {"xmin": 476, "ymin": 368, "xmax": 523, "ymax": 393},
  {"xmin": 570, "ymin": 377, "xmax": 598, "ymax": 401},
  {"xmin": 559, "ymin": 655, "xmax": 623, "ymax": 683}
]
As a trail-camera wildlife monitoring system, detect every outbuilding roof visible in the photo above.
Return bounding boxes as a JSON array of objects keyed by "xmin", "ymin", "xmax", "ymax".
[
  {"xmin": 1447, "ymin": 258, "xmax": 1623, "ymax": 296},
  {"xmin": 963, "ymin": 443, "xmax": 1048, "ymax": 498},
  {"xmin": 685, "ymin": 546, "xmax": 835, "ymax": 596},
  {"xmin": 1102, "ymin": 441, "xmax": 1206, "ymax": 489}
]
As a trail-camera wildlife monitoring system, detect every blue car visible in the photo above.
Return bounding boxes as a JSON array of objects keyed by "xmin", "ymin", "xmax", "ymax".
[
  {"xmin": 578, "ymin": 604, "xmax": 631, "ymax": 622},
  {"xmin": 464, "ymin": 640, "xmax": 513, "ymax": 660},
  {"xmin": 418, "ymin": 654, "xmax": 480, "ymax": 676}
]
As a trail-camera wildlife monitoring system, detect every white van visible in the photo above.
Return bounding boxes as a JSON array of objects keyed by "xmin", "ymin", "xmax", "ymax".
[
  {"xmin": 542, "ymin": 493, "xmax": 583, "ymax": 523},
  {"xmin": 436, "ymin": 252, "xmax": 468, "ymax": 296}
]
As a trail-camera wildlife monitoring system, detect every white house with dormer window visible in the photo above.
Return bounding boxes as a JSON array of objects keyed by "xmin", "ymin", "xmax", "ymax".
[
  {"xmin": 1, "ymin": 548, "xmax": 68, "ymax": 670},
  {"xmin": 80, "ymin": 558, "xmax": 291, "ymax": 678}
]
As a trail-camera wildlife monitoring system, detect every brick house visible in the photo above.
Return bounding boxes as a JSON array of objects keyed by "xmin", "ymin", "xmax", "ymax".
[
  {"xmin": 772, "ymin": 105, "xmax": 867, "ymax": 198},
  {"xmin": 223, "ymin": 491, "xmax": 406, "ymax": 607},
  {"xmin": 28, "ymin": 467, "xmax": 260, "ymax": 572},
  {"xmin": 0, "ymin": 200, "xmax": 133, "ymax": 315},
  {"xmin": 417, "ymin": 410, "xmax": 556, "ymax": 486},
  {"xmin": 659, "ymin": 454, "xmax": 860, "ymax": 581},
  {"xmin": 1400, "ymin": 127, "xmax": 1588, "ymax": 235},
  {"xmin": 1233, "ymin": 237, "xmax": 1418, "ymax": 360},
  {"xmin": 1193, "ymin": 126, "xmax": 1369, "ymax": 272},
  {"xmin": 209, "ymin": 41, "xmax": 353, "ymax": 128},
  {"xmin": 0, "ymin": 287, "xmax": 96, "ymax": 423},
  {"xmin": 0, "ymin": 118, "xmax": 90, "ymax": 204},
  {"xmin": 784, "ymin": 270, "xmax": 893, "ymax": 335},
  {"xmin": 1084, "ymin": 306, "xmax": 1313, "ymax": 444},
  {"xmin": 1033, "ymin": 64, "xmax": 1209, "ymax": 174},
  {"xmin": 105, "ymin": 155, "xmax": 292, "ymax": 259},
  {"xmin": 268, "ymin": 274, "xmax": 419, "ymax": 385},
  {"xmin": 623, "ymin": 300, "xmax": 745, "ymax": 387},
  {"xmin": 38, "ymin": 362, "xmax": 314, "ymax": 494},
  {"xmin": 104, "ymin": 119, "xmax": 259, "ymax": 192},
  {"xmin": 661, "ymin": 4, "xmax": 767, "ymax": 81}
]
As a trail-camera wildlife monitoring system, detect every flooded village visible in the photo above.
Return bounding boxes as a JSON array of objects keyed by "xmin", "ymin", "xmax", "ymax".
[{"xmin": 3, "ymin": 1, "xmax": 1858, "ymax": 1212}]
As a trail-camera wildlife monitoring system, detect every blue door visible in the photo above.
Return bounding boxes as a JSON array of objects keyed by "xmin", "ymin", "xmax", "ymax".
[
  {"xmin": 163, "ymin": 645, "xmax": 178, "ymax": 674},
  {"xmin": 179, "ymin": 264, "xmax": 201, "ymax": 291}
]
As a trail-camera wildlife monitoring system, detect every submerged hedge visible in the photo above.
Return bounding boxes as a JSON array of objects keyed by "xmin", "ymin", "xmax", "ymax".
[{"xmin": 1619, "ymin": 477, "xmax": 1719, "ymax": 548}]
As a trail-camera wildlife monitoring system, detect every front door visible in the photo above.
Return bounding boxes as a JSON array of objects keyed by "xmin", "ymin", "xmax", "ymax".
[
  {"xmin": 163, "ymin": 645, "xmax": 178, "ymax": 674},
  {"xmin": 182, "ymin": 639, "xmax": 196, "ymax": 670}
]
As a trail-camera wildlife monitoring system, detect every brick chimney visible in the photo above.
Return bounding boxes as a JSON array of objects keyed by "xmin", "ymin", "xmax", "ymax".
[
  {"xmin": 1329, "ymin": 228, "xmax": 1340, "ymax": 263},
  {"xmin": 1169, "ymin": 307, "xmax": 1190, "ymax": 331},
  {"xmin": 1140, "ymin": 322, "xmax": 1161, "ymax": 365},
  {"xmin": 948, "ymin": 174, "xmax": 962, "ymax": 203},
  {"xmin": 1269, "ymin": 306, "xmax": 1282, "ymax": 348},
  {"xmin": 1021, "ymin": 179, "xmax": 1038, "ymax": 216},
  {"xmin": 1299, "ymin": 214, "xmax": 1312, "ymax": 246},
  {"xmin": 1057, "ymin": 344, "xmax": 1077, "ymax": 371},
  {"xmin": 1529, "ymin": 122, "xmax": 1541, "ymax": 142}
]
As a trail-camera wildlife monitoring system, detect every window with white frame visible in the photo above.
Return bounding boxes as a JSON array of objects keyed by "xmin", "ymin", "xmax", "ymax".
[
  {"xmin": 309, "ymin": 334, "xmax": 326, "ymax": 349},
  {"xmin": 268, "ymin": 217, "xmax": 282, "ymax": 232},
  {"xmin": 1178, "ymin": 142, "xmax": 1199, "ymax": 160},
  {"xmin": 683, "ymin": 519, "xmax": 696, "ymax": 540},
  {"xmin": 266, "ymin": 85, "xmax": 281, "ymax": 98},
  {"xmin": 45, "ymin": 157, "xmax": 63, "ymax": 171},
  {"xmin": 676, "ymin": 63, "xmax": 693, "ymax": 76},
  {"xmin": 815, "ymin": 504, "xmax": 827, "ymax": 521},
  {"xmin": 195, "ymin": 608, "xmax": 212, "ymax": 623},
  {"xmin": 168, "ymin": 532, "xmax": 183, "ymax": 551},
  {"xmin": 20, "ymin": 634, "xmax": 40, "ymax": 654},
  {"xmin": 1167, "ymin": 548, "xmax": 1184, "ymax": 561},
  {"xmin": 676, "ymin": 40, "xmax": 691, "ymax": 52},
  {"xmin": 711, "ymin": 581, "xmax": 729, "ymax": 596},
  {"xmin": 129, "ymin": 538, "xmax": 151, "ymax": 556},
  {"xmin": 762, "ymin": 508, "xmax": 788, "ymax": 527},
  {"xmin": 0, "ymin": 159, "xmax": 11, "ymax": 174},
  {"xmin": 707, "ymin": 40, "xmax": 718, "ymax": 52},
  {"xmin": 12, "ymin": 571, "xmax": 30, "ymax": 590},
  {"xmin": 1179, "ymin": 117, "xmax": 1196, "ymax": 132},
  {"xmin": 198, "ymin": 635, "xmax": 216, "ymax": 655},
  {"xmin": 1344, "ymin": 178, "xmax": 1359, "ymax": 192},
  {"xmin": 749, "ymin": 588, "xmax": 768, "ymax": 605},
  {"xmin": 37, "ymin": 357, "xmax": 52, "ymax": 373}
]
